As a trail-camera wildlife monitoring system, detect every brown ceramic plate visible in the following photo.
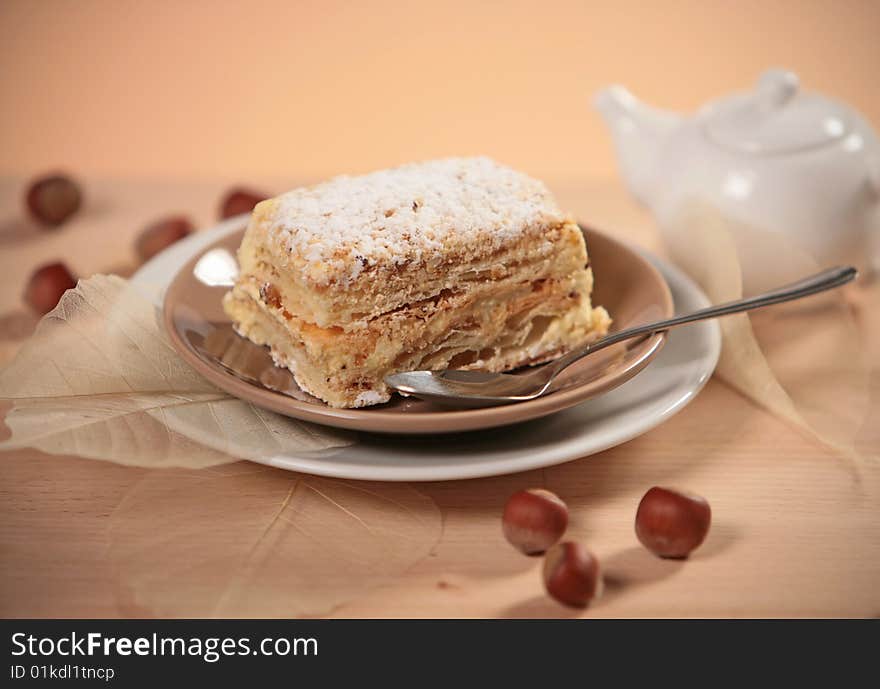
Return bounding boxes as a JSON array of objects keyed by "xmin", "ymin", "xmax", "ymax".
[{"xmin": 162, "ymin": 227, "xmax": 673, "ymax": 434}]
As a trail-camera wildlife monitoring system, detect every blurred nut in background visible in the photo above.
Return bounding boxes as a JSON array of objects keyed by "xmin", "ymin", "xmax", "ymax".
[
  {"xmin": 135, "ymin": 216, "xmax": 195, "ymax": 262},
  {"xmin": 24, "ymin": 262, "xmax": 77, "ymax": 314},
  {"xmin": 219, "ymin": 187, "xmax": 269, "ymax": 220},
  {"xmin": 635, "ymin": 486, "xmax": 712, "ymax": 559},
  {"xmin": 25, "ymin": 173, "xmax": 82, "ymax": 227}
]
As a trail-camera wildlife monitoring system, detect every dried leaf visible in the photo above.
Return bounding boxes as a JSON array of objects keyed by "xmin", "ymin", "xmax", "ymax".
[
  {"xmin": 1, "ymin": 277, "xmax": 442, "ymax": 617},
  {"xmin": 664, "ymin": 200, "xmax": 871, "ymax": 456},
  {"xmin": 106, "ymin": 467, "xmax": 442, "ymax": 617},
  {"xmin": 0, "ymin": 275, "xmax": 353, "ymax": 467}
]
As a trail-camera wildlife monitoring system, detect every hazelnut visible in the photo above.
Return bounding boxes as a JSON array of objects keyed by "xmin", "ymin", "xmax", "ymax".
[
  {"xmin": 135, "ymin": 216, "xmax": 194, "ymax": 262},
  {"xmin": 542, "ymin": 542, "xmax": 602, "ymax": 608},
  {"xmin": 24, "ymin": 262, "xmax": 77, "ymax": 314},
  {"xmin": 635, "ymin": 486, "xmax": 711, "ymax": 558},
  {"xmin": 219, "ymin": 187, "xmax": 268, "ymax": 220},
  {"xmin": 25, "ymin": 173, "xmax": 82, "ymax": 226},
  {"xmin": 502, "ymin": 488, "xmax": 568, "ymax": 556}
]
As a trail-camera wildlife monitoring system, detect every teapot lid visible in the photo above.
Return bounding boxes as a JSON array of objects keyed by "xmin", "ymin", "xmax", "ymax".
[{"xmin": 703, "ymin": 69, "xmax": 849, "ymax": 154}]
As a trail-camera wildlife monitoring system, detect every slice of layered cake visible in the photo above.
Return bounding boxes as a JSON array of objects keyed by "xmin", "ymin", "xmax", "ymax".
[{"xmin": 222, "ymin": 157, "xmax": 610, "ymax": 407}]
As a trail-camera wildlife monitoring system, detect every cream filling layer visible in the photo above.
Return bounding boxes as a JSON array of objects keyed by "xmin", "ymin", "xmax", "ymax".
[{"xmin": 222, "ymin": 270, "xmax": 609, "ymax": 408}]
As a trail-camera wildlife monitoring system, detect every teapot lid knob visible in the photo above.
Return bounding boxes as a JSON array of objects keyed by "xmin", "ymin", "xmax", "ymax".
[
  {"xmin": 704, "ymin": 67, "xmax": 851, "ymax": 154},
  {"xmin": 755, "ymin": 69, "xmax": 800, "ymax": 109}
]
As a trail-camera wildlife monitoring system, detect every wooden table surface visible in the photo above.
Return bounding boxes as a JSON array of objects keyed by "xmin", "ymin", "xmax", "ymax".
[{"xmin": 1, "ymin": 176, "xmax": 878, "ymax": 618}]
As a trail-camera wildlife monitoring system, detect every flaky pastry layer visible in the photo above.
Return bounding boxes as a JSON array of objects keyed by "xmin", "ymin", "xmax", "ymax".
[
  {"xmin": 237, "ymin": 214, "xmax": 586, "ymax": 328},
  {"xmin": 223, "ymin": 269, "xmax": 610, "ymax": 408}
]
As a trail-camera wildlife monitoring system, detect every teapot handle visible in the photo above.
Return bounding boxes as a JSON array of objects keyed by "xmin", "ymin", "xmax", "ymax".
[
  {"xmin": 870, "ymin": 154, "xmax": 880, "ymax": 276},
  {"xmin": 869, "ymin": 154, "xmax": 880, "ymax": 200}
]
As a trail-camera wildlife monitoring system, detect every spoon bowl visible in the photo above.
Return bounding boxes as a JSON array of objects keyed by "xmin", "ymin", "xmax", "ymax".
[{"xmin": 385, "ymin": 368, "xmax": 555, "ymax": 408}]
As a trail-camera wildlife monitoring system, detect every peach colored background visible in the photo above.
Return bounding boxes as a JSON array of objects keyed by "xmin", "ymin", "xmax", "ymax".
[
  {"xmin": 2, "ymin": 2, "xmax": 880, "ymax": 618},
  {"xmin": 2, "ymin": 0, "xmax": 879, "ymax": 182}
]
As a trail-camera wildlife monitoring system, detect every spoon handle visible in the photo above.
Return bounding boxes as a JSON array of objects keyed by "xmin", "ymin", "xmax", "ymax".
[{"xmin": 547, "ymin": 265, "xmax": 857, "ymax": 376}]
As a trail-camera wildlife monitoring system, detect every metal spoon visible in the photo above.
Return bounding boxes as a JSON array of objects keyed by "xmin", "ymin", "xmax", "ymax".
[{"xmin": 384, "ymin": 265, "xmax": 857, "ymax": 408}]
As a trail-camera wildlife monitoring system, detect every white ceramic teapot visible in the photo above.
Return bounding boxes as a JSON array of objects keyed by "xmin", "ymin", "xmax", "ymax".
[{"xmin": 594, "ymin": 68, "xmax": 880, "ymax": 274}]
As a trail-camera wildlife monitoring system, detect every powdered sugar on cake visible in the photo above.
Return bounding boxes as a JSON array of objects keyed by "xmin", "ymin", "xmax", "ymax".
[{"xmin": 263, "ymin": 157, "xmax": 566, "ymax": 286}]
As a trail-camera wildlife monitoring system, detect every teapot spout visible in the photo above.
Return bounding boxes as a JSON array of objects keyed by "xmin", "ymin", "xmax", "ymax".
[{"xmin": 594, "ymin": 86, "xmax": 681, "ymax": 206}]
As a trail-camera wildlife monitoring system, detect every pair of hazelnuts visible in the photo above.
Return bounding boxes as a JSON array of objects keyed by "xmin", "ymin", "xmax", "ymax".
[{"xmin": 502, "ymin": 486, "xmax": 712, "ymax": 608}]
